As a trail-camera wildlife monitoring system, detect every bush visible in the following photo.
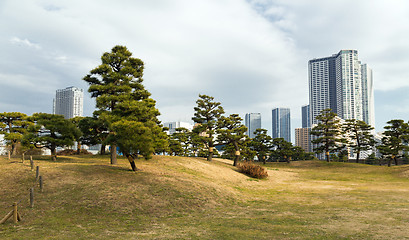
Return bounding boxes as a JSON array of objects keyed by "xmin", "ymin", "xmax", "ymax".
[{"xmin": 237, "ymin": 161, "xmax": 268, "ymax": 179}]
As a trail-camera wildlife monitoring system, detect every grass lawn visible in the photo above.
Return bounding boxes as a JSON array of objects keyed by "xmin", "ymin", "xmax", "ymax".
[{"xmin": 1, "ymin": 155, "xmax": 409, "ymax": 239}]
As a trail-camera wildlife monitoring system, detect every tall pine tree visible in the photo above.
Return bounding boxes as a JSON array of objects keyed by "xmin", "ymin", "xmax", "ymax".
[
  {"xmin": 343, "ymin": 119, "xmax": 375, "ymax": 163},
  {"xmin": 217, "ymin": 114, "xmax": 248, "ymax": 166},
  {"xmin": 310, "ymin": 109, "xmax": 344, "ymax": 162},
  {"xmin": 83, "ymin": 45, "xmax": 149, "ymax": 164},
  {"xmin": 192, "ymin": 94, "xmax": 224, "ymax": 161}
]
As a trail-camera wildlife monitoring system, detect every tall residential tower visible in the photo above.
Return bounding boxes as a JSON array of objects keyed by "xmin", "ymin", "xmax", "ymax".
[
  {"xmin": 361, "ymin": 64, "xmax": 375, "ymax": 127},
  {"xmin": 53, "ymin": 86, "xmax": 84, "ymax": 119},
  {"xmin": 308, "ymin": 50, "xmax": 374, "ymax": 127}
]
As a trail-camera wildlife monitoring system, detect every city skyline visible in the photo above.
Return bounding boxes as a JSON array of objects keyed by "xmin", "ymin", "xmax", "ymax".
[{"xmin": 2, "ymin": 1, "xmax": 409, "ymax": 135}]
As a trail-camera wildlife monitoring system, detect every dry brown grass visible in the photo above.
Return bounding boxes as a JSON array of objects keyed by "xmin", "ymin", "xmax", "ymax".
[
  {"xmin": 237, "ymin": 161, "xmax": 268, "ymax": 179},
  {"xmin": 1, "ymin": 156, "xmax": 409, "ymax": 239}
]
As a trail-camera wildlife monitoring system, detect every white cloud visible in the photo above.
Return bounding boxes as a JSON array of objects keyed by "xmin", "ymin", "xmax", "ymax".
[{"xmin": 10, "ymin": 37, "xmax": 41, "ymax": 50}]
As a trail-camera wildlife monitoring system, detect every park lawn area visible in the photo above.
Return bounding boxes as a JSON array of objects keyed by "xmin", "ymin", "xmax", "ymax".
[{"xmin": 1, "ymin": 155, "xmax": 409, "ymax": 239}]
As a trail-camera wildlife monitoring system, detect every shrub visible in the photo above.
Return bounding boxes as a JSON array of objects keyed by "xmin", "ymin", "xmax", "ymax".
[{"xmin": 237, "ymin": 161, "xmax": 268, "ymax": 179}]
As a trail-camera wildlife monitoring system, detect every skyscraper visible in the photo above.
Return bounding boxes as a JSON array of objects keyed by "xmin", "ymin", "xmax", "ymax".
[
  {"xmin": 301, "ymin": 104, "xmax": 310, "ymax": 128},
  {"xmin": 244, "ymin": 113, "xmax": 261, "ymax": 138},
  {"xmin": 361, "ymin": 64, "xmax": 375, "ymax": 127},
  {"xmin": 53, "ymin": 86, "xmax": 83, "ymax": 119},
  {"xmin": 272, "ymin": 108, "xmax": 291, "ymax": 142},
  {"xmin": 308, "ymin": 50, "xmax": 374, "ymax": 126}
]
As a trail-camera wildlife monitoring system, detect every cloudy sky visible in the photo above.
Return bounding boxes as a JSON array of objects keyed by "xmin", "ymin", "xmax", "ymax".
[{"xmin": 1, "ymin": 0, "xmax": 409, "ymax": 137}]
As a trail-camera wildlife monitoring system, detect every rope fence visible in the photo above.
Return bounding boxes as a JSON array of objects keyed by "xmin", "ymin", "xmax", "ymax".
[{"xmin": 1, "ymin": 154, "xmax": 44, "ymax": 224}]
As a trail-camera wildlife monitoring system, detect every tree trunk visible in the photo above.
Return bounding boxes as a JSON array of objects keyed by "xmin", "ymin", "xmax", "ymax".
[
  {"xmin": 388, "ymin": 158, "xmax": 392, "ymax": 167},
  {"xmin": 233, "ymin": 147, "xmax": 240, "ymax": 166},
  {"xmin": 233, "ymin": 155, "xmax": 239, "ymax": 166},
  {"xmin": 326, "ymin": 151, "xmax": 330, "ymax": 162},
  {"xmin": 394, "ymin": 157, "xmax": 398, "ymax": 166},
  {"xmin": 126, "ymin": 154, "xmax": 138, "ymax": 171},
  {"xmin": 263, "ymin": 155, "xmax": 266, "ymax": 165},
  {"xmin": 100, "ymin": 144, "xmax": 106, "ymax": 155},
  {"xmin": 51, "ymin": 148, "xmax": 57, "ymax": 161},
  {"xmin": 207, "ymin": 152, "xmax": 213, "ymax": 161},
  {"xmin": 287, "ymin": 156, "xmax": 291, "ymax": 164},
  {"xmin": 257, "ymin": 154, "xmax": 263, "ymax": 164},
  {"xmin": 110, "ymin": 144, "xmax": 117, "ymax": 164},
  {"xmin": 11, "ymin": 143, "xmax": 17, "ymax": 156},
  {"xmin": 207, "ymin": 146, "xmax": 213, "ymax": 161},
  {"xmin": 76, "ymin": 142, "xmax": 81, "ymax": 155},
  {"xmin": 356, "ymin": 151, "xmax": 360, "ymax": 163}
]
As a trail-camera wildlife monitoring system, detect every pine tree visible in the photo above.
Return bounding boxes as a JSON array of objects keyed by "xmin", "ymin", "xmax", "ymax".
[
  {"xmin": 84, "ymin": 46, "xmax": 166, "ymax": 170},
  {"xmin": 168, "ymin": 128, "xmax": 190, "ymax": 156},
  {"xmin": 271, "ymin": 138, "xmax": 294, "ymax": 163},
  {"xmin": 192, "ymin": 94, "xmax": 224, "ymax": 161},
  {"xmin": 249, "ymin": 128, "xmax": 272, "ymax": 164},
  {"xmin": 24, "ymin": 113, "xmax": 80, "ymax": 161},
  {"xmin": 310, "ymin": 109, "xmax": 344, "ymax": 162},
  {"xmin": 83, "ymin": 45, "xmax": 150, "ymax": 164},
  {"xmin": 78, "ymin": 116, "xmax": 108, "ymax": 154},
  {"xmin": 70, "ymin": 116, "xmax": 84, "ymax": 154},
  {"xmin": 109, "ymin": 96, "xmax": 166, "ymax": 171},
  {"xmin": 0, "ymin": 112, "xmax": 31, "ymax": 155},
  {"xmin": 343, "ymin": 119, "xmax": 375, "ymax": 163},
  {"xmin": 377, "ymin": 119, "xmax": 409, "ymax": 167},
  {"xmin": 217, "ymin": 114, "xmax": 248, "ymax": 166}
]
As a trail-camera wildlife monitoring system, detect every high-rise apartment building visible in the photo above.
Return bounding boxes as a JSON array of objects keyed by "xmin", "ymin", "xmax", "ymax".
[
  {"xmin": 295, "ymin": 127, "xmax": 311, "ymax": 152},
  {"xmin": 308, "ymin": 50, "xmax": 374, "ymax": 127},
  {"xmin": 301, "ymin": 104, "xmax": 310, "ymax": 128},
  {"xmin": 361, "ymin": 64, "xmax": 375, "ymax": 127},
  {"xmin": 245, "ymin": 113, "xmax": 261, "ymax": 138},
  {"xmin": 272, "ymin": 108, "xmax": 291, "ymax": 142},
  {"xmin": 53, "ymin": 86, "xmax": 84, "ymax": 119}
]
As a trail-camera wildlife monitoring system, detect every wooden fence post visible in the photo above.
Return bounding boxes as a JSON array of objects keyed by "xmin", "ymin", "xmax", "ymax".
[
  {"xmin": 36, "ymin": 166, "xmax": 39, "ymax": 180},
  {"xmin": 0, "ymin": 203, "xmax": 22, "ymax": 224},
  {"xmin": 30, "ymin": 188, "xmax": 34, "ymax": 208},
  {"xmin": 8, "ymin": 151, "xmax": 10, "ymax": 160},
  {"xmin": 39, "ymin": 176, "xmax": 43, "ymax": 193},
  {"xmin": 13, "ymin": 203, "xmax": 17, "ymax": 224},
  {"xmin": 22, "ymin": 153, "xmax": 25, "ymax": 163},
  {"xmin": 30, "ymin": 157, "xmax": 34, "ymax": 171}
]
